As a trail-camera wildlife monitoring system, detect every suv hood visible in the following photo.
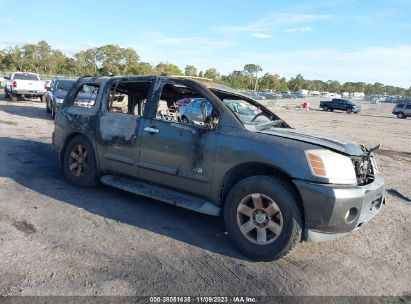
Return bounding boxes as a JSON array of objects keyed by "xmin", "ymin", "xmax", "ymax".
[{"xmin": 259, "ymin": 128, "xmax": 365, "ymax": 156}]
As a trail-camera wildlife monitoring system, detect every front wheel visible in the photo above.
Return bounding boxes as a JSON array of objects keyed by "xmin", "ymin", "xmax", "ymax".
[
  {"xmin": 224, "ymin": 176, "xmax": 303, "ymax": 261},
  {"xmin": 63, "ymin": 135, "xmax": 99, "ymax": 187},
  {"xmin": 51, "ymin": 106, "xmax": 56, "ymax": 120},
  {"xmin": 397, "ymin": 112, "xmax": 405, "ymax": 119}
]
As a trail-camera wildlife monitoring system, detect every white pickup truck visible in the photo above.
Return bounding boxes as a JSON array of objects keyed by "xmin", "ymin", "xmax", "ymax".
[{"xmin": 4, "ymin": 72, "xmax": 47, "ymax": 102}]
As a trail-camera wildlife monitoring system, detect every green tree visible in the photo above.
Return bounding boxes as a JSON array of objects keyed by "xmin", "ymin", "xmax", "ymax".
[
  {"xmin": 327, "ymin": 80, "xmax": 341, "ymax": 93},
  {"xmin": 204, "ymin": 68, "xmax": 220, "ymax": 81},
  {"xmin": 243, "ymin": 64, "xmax": 263, "ymax": 90},
  {"xmin": 155, "ymin": 62, "xmax": 182, "ymax": 75},
  {"xmin": 128, "ymin": 62, "xmax": 154, "ymax": 75},
  {"xmin": 288, "ymin": 74, "xmax": 305, "ymax": 91},
  {"xmin": 184, "ymin": 65, "xmax": 198, "ymax": 77}
]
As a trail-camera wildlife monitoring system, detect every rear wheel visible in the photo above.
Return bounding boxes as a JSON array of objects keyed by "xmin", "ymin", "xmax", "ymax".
[
  {"xmin": 323, "ymin": 106, "xmax": 329, "ymax": 111},
  {"xmin": 224, "ymin": 176, "xmax": 303, "ymax": 261},
  {"xmin": 40, "ymin": 95, "xmax": 46, "ymax": 103},
  {"xmin": 346, "ymin": 108, "xmax": 352, "ymax": 114},
  {"xmin": 63, "ymin": 135, "xmax": 98, "ymax": 187}
]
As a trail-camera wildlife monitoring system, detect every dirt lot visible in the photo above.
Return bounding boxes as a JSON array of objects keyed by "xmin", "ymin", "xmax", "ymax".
[{"xmin": 0, "ymin": 95, "xmax": 410, "ymax": 296}]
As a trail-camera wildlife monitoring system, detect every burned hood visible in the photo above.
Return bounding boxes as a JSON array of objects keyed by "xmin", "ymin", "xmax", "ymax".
[{"xmin": 258, "ymin": 128, "xmax": 365, "ymax": 156}]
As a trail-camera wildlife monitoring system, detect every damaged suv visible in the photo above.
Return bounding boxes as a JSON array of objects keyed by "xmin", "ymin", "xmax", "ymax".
[{"xmin": 52, "ymin": 76, "xmax": 385, "ymax": 261}]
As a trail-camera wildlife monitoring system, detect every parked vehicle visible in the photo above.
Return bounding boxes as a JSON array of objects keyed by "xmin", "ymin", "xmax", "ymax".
[
  {"xmin": 280, "ymin": 91, "xmax": 295, "ymax": 99},
  {"xmin": 53, "ymin": 76, "xmax": 384, "ymax": 261},
  {"xmin": 45, "ymin": 78, "xmax": 76, "ymax": 119},
  {"xmin": 4, "ymin": 72, "xmax": 47, "ymax": 102},
  {"xmin": 392, "ymin": 103, "xmax": 411, "ymax": 119},
  {"xmin": 179, "ymin": 98, "xmax": 213, "ymax": 125},
  {"xmin": 319, "ymin": 98, "xmax": 361, "ymax": 114},
  {"xmin": 175, "ymin": 98, "xmax": 192, "ymax": 108}
]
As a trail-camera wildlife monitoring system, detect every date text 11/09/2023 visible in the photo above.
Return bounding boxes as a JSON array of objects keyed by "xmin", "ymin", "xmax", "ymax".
[{"xmin": 149, "ymin": 296, "xmax": 257, "ymax": 303}]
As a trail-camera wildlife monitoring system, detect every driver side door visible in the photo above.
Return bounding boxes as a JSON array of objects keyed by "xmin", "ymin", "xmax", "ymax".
[{"xmin": 136, "ymin": 79, "xmax": 220, "ymax": 198}]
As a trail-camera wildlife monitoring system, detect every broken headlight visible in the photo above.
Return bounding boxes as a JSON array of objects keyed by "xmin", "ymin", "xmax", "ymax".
[{"xmin": 305, "ymin": 149, "xmax": 357, "ymax": 185}]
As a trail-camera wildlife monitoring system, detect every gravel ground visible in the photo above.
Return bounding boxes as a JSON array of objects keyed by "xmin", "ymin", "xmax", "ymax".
[{"xmin": 0, "ymin": 96, "xmax": 410, "ymax": 296}]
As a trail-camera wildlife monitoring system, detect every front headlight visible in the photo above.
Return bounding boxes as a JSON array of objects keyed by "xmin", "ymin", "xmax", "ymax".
[
  {"xmin": 55, "ymin": 98, "xmax": 64, "ymax": 104},
  {"xmin": 305, "ymin": 149, "xmax": 357, "ymax": 185}
]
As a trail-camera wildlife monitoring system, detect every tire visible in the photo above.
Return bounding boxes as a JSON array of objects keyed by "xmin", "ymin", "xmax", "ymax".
[
  {"xmin": 181, "ymin": 116, "xmax": 189, "ymax": 124},
  {"xmin": 51, "ymin": 106, "xmax": 56, "ymax": 120},
  {"xmin": 323, "ymin": 106, "xmax": 329, "ymax": 111},
  {"xmin": 224, "ymin": 175, "xmax": 303, "ymax": 261},
  {"xmin": 63, "ymin": 135, "xmax": 99, "ymax": 187},
  {"xmin": 397, "ymin": 112, "xmax": 405, "ymax": 119},
  {"xmin": 346, "ymin": 108, "xmax": 352, "ymax": 114},
  {"xmin": 40, "ymin": 95, "xmax": 46, "ymax": 103},
  {"xmin": 46, "ymin": 101, "xmax": 51, "ymax": 113}
]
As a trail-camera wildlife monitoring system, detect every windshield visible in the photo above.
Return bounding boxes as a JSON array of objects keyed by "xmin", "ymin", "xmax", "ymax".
[
  {"xmin": 209, "ymin": 88, "xmax": 289, "ymax": 130},
  {"xmin": 56, "ymin": 80, "xmax": 75, "ymax": 92},
  {"xmin": 13, "ymin": 73, "xmax": 39, "ymax": 81}
]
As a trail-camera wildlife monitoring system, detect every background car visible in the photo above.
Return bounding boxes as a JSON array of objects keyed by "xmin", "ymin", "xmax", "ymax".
[
  {"xmin": 392, "ymin": 103, "xmax": 411, "ymax": 119},
  {"xmin": 223, "ymin": 99, "xmax": 270, "ymax": 124},
  {"xmin": 179, "ymin": 98, "xmax": 213, "ymax": 124},
  {"xmin": 45, "ymin": 78, "xmax": 76, "ymax": 119},
  {"xmin": 175, "ymin": 98, "xmax": 192, "ymax": 108}
]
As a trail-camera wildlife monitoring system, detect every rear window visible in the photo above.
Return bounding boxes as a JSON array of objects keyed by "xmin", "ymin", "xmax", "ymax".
[
  {"xmin": 56, "ymin": 80, "xmax": 75, "ymax": 92},
  {"xmin": 13, "ymin": 73, "xmax": 40, "ymax": 81}
]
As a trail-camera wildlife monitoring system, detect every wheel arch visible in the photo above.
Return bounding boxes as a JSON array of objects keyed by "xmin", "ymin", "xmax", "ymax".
[{"xmin": 219, "ymin": 162, "xmax": 305, "ymax": 219}]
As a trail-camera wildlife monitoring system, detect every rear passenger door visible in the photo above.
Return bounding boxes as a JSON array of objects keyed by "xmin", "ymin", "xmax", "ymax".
[{"xmin": 96, "ymin": 80, "xmax": 153, "ymax": 177}]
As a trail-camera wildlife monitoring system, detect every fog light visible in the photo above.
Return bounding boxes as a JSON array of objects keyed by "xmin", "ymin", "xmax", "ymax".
[{"xmin": 344, "ymin": 208, "xmax": 358, "ymax": 223}]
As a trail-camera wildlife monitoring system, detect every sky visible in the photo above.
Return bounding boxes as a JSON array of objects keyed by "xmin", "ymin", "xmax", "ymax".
[{"xmin": 0, "ymin": 0, "xmax": 410, "ymax": 88}]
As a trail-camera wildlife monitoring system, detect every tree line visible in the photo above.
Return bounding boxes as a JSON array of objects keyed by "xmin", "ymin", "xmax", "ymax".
[{"xmin": 1, "ymin": 41, "xmax": 409, "ymax": 96}]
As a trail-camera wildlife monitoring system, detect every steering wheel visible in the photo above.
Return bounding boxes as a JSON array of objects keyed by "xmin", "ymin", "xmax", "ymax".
[{"xmin": 251, "ymin": 112, "xmax": 264, "ymax": 122}]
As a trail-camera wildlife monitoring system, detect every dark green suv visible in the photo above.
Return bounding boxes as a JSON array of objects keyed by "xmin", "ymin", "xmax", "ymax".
[{"xmin": 52, "ymin": 76, "xmax": 385, "ymax": 261}]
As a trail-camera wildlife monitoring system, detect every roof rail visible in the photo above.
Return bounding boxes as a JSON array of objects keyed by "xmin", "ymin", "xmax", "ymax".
[{"xmin": 169, "ymin": 75, "xmax": 213, "ymax": 82}]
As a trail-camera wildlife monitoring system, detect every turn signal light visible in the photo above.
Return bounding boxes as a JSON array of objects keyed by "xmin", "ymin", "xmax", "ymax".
[{"xmin": 306, "ymin": 152, "xmax": 326, "ymax": 176}]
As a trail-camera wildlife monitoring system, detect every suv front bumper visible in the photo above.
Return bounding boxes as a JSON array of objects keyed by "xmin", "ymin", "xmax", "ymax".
[{"xmin": 293, "ymin": 175, "xmax": 385, "ymax": 242}]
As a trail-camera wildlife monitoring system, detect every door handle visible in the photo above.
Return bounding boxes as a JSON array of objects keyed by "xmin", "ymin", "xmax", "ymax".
[{"xmin": 144, "ymin": 127, "xmax": 159, "ymax": 134}]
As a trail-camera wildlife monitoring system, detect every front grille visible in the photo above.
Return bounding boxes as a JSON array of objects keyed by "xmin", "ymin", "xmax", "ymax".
[{"xmin": 351, "ymin": 154, "xmax": 375, "ymax": 186}]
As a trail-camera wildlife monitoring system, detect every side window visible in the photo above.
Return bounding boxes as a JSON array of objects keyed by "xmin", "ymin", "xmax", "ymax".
[
  {"xmin": 154, "ymin": 82, "xmax": 218, "ymax": 128},
  {"xmin": 405, "ymin": 105, "xmax": 411, "ymax": 110},
  {"xmin": 107, "ymin": 81, "xmax": 151, "ymax": 116},
  {"xmin": 73, "ymin": 84, "xmax": 99, "ymax": 107}
]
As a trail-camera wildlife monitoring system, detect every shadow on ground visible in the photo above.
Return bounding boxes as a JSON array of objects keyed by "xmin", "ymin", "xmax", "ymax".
[
  {"xmin": 0, "ymin": 103, "xmax": 50, "ymax": 121},
  {"xmin": 0, "ymin": 136, "xmax": 244, "ymax": 260}
]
